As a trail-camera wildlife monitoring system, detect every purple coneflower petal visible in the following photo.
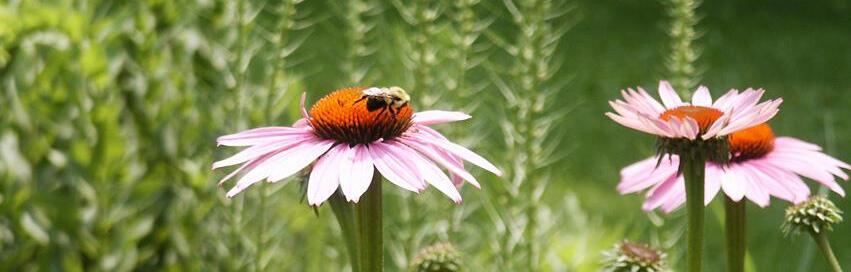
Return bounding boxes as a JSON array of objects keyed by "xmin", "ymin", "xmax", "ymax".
[
  {"xmin": 691, "ymin": 86, "xmax": 712, "ymax": 106},
  {"xmin": 368, "ymin": 142, "xmax": 421, "ymax": 192},
  {"xmin": 225, "ymin": 138, "xmax": 334, "ymax": 197},
  {"xmin": 739, "ymin": 162, "xmax": 794, "ymax": 202},
  {"xmin": 218, "ymin": 152, "xmax": 275, "ymax": 186},
  {"xmin": 711, "ymin": 89, "xmax": 740, "ymax": 111},
  {"xmin": 704, "ymin": 164, "xmax": 722, "ymax": 205},
  {"xmin": 382, "ymin": 141, "xmax": 429, "ymax": 190},
  {"xmin": 266, "ymin": 139, "xmax": 335, "ymax": 182},
  {"xmin": 736, "ymin": 164, "xmax": 770, "ymax": 207},
  {"xmin": 307, "ymin": 144, "xmax": 346, "ymax": 206},
  {"xmin": 408, "ymin": 130, "xmax": 502, "ymax": 176},
  {"xmin": 749, "ymin": 160, "xmax": 811, "ymax": 202},
  {"xmin": 399, "ymin": 137, "xmax": 480, "ymax": 189},
  {"xmin": 406, "ymin": 148, "xmax": 462, "ymax": 203},
  {"xmin": 300, "ymin": 92, "xmax": 309, "ymax": 120},
  {"xmin": 412, "ymin": 110, "xmax": 472, "ymax": 125},
  {"xmin": 293, "ymin": 118, "xmax": 310, "ymax": 128},
  {"xmin": 338, "ymin": 145, "xmax": 374, "ymax": 202},
  {"xmin": 642, "ymin": 175, "xmax": 680, "ymax": 211},
  {"xmin": 719, "ymin": 168, "xmax": 746, "ymax": 201},
  {"xmin": 617, "ymin": 157, "xmax": 678, "ymax": 194},
  {"xmin": 658, "ymin": 81, "xmax": 684, "ymax": 109},
  {"xmin": 217, "ymin": 127, "xmax": 311, "ymax": 146},
  {"xmin": 212, "ymin": 138, "xmax": 303, "ymax": 169}
]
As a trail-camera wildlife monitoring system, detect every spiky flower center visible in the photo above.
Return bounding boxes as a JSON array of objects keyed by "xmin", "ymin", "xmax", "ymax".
[
  {"xmin": 659, "ymin": 105, "xmax": 724, "ymax": 132},
  {"xmin": 603, "ymin": 241, "xmax": 667, "ymax": 272},
  {"xmin": 728, "ymin": 123, "xmax": 775, "ymax": 162},
  {"xmin": 656, "ymin": 106, "xmax": 729, "ymax": 164},
  {"xmin": 309, "ymin": 87, "xmax": 413, "ymax": 145},
  {"xmin": 783, "ymin": 196, "xmax": 843, "ymax": 235},
  {"xmin": 620, "ymin": 242, "xmax": 662, "ymax": 264},
  {"xmin": 410, "ymin": 242, "xmax": 462, "ymax": 272}
]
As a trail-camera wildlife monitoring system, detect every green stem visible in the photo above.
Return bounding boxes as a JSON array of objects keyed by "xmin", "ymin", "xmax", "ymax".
[
  {"xmin": 682, "ymin": 155, "xmax": 705, "ymax": 272},
  {"xmin": 329, "ymin": 192, "xmax": 360, "ymax": 272},
  {"xmin": 254, "ymin": 186, "xmax": 266, "ymax": 272},
  {"xmin": 724, "ymin": 197, "xmax": 745, "ymax": 272},
  {"xmin": 811, "ymin": 231, "xmax": 843, "ymax": 272},
  {"xmin": 356, "ymin": 173, "xmax": 383, "ymax": 272}
]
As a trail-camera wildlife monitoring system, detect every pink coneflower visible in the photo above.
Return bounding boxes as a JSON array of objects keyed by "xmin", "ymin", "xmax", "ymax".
[
  {"xmin": 606, "ymin": 80, "xmax": 782, "ymax": 141},
  {"xmin": 618, "ymin": 123, "xmax": 850, "ymax": 212},
  {"xmin": 213, "ymin": 87, "xmax": 502, "ymax": 205}
]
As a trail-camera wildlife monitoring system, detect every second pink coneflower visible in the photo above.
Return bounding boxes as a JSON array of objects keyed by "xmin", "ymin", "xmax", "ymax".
[{"xmin": 618, "ymin": 123, "xmax": 850, "ymax": 212}]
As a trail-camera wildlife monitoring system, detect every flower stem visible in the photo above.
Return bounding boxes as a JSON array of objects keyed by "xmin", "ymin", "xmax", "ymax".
[
  {"xmin": 356, "ymin": 173, "xmax": 383, "ymax": 272},
  {"xmin": 682, "ymin": 155, "xmax": 705, "ymax": 272},
  {"xmin": 329, "ymin": 192, "xmax": 360, "ymax": 272},
  {"xmin": 724, "ymin": 196, "xmax": 745, "ymax": 272},
  {"xmin": 811, "ymin": 231, "xmax": 843, "ymax": 272}
]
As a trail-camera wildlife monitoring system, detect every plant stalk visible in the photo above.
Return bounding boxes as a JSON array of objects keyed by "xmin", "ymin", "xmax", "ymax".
[
  {"xmin": 724, "ymin": 196, "xmax": 746, "ymax": 272},
  {"xmin": 682, "ymin": 155, "xmax": 706, "ymax": 272},
  {"xmin": 811, "ymin": 231, "xmax": 843, "ymax": 272},
  {"xmin": 356, "ymin": 173, "xmax": 383, "ymax": 272},
  {"xmin": 329, "ymin": 192, "xmax": 360, "ymax": 272}
]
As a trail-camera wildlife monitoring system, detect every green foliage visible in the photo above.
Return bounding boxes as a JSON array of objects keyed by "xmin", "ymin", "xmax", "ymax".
[{"xmin": 1, "ymin": 0, "xmax": 849, "ymax": 271}]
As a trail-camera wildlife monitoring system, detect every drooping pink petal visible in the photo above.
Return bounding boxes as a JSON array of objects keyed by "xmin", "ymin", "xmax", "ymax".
[
  {"xmin": 382, "ymin": 141, "xmax": 428, "ymax": 190},
  {"xmin": 403, "ymin": 146, "xmax": 462, "ymax": 203},
  {"xmin": 225, "ymin": 139, "xmax": 335, "ymax": 197},
  {"xmin": 774, "ymin": 137, "xmax": 822, "ymax": 151},
  {"xmin": 212, "ymin": 138, "xmax": 303, "ymax": 169},
  {"xmin": 217, "ymin": 127, "xmax": 312, "ymax": 146},
  {"xmin": 408, "ymin": 131, "xmax": 503, "ymax": 176},
  {"xmin": 657, "ymin": 80, "xmax": 684, "ymax": 109},
  {"xmin": 719, "ymin": 168, "xmax": 746, "ymax": 201},
  {"xmin": 267, "ymin": 139, "xmax": 336, "ymax": 182},
  {"xmin": 736, "ymin": 164, "xmax": 770, "ymax": 207},
  {"xmin": 643, "ymin": 175, "xmax": 680, "ymax": 211},
  {"xmin": 739, "ymin": 162, "xmax": 795, "ymax": 203},
  {"xmin": 217, "ymin": 152, "xmax": 275, "ymax": 186},
  {"xmin": 617, "ymin": 156, "xmax": 678, "ymax": 194},
  {"xmin": 338, "ymin": 144, "xmax": 375, "ymax": 202},
  {"xmin": 412, "ymin": 110, "xmax": 472, "ymax": 126},
  {"xmin": 750, "ymin": 160, "xmax": 811, "ymax": 202},
  {"xmin": 661, "ymin": 179, "xmax": 686, "ymax": 213},
  {"xmin": 704, "ymin": 164, "xmax": 722, "ymax": 205},
  {"xmin": 399, "ymin": 137, "xmax": 481, "ymax": 188},
  {"xmin": 368, "ymin": 142, "xmax": 421, "ymax": 192},
  {"xmin": 307, "ymin": 144, "xmax": 345, "ymax": 206}
]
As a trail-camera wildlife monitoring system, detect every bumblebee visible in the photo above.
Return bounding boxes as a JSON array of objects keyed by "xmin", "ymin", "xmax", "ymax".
[{"xmin": 354, "ymin": 86, "xmax": 411, "ymax": 119}]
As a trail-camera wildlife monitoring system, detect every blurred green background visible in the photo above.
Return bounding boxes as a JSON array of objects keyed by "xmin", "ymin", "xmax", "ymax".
[{"xmin": 1, "ymin": 0, "xmax": 849, "ymax": 271}]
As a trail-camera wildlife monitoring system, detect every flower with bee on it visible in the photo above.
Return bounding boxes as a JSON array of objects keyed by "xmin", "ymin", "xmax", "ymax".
[{"xmin": 213, "ymin": 87, "xmax": 502, "ymax": 205}]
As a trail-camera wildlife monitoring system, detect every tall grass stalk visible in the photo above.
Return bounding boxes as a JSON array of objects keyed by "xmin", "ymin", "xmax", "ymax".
[
  {"xmin": 485, "ymin": 0, "xmax": 574, "ymax": 269},
  {"xmin": 664, "ymin": 0, "xmax": 701, "ymax": 97}
]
